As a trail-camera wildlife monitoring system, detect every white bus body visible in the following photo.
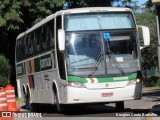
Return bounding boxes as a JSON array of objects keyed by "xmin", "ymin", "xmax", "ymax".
[{"xmin": 15, "ymin": 7, "xmax": 150, "ymax": 112}]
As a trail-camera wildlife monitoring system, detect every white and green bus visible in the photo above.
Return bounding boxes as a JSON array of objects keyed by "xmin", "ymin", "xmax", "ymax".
[{"xmin": 16, "ymin": 7, "xmax": 150, "ymax": 112}]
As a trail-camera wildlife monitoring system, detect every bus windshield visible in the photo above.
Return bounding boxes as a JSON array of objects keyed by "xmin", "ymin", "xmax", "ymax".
[
  {"xmin": 66, "ymin": 31, "xmax": 138, "ymax": 77},
  {"xmin": 64, "ymin": 12, "xmax": 135, "ymax": 31}
]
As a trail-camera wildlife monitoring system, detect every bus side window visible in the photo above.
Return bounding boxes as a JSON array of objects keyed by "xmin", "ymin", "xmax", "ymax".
[
  {"xmin": 24, "ymin": 36, "xmax": 28, "ymax": 58},
  {"xmin": 30, "ymin": 33, "xmax": 34, "ymax": 55},
  {"xmin": 33, "ymin": 32, "xmax": 37, "ymax": 54},
  {"xmin": 27, "ymin": 33, "xmax": 34, "ymax": 56},
  {"xmin": 36, "ymin": 29, "xmax": 41, "ymax": 53},
  {"xmin": 42, "ymin": 27, "xmax": 47, "ymax": 51},
  {"xmin": 21, "ymin": 38, "xmax": 25, "ymax": 59},
  {"xmin": 39, "ymin": 27, "xmax": 46, "ymax": 51},
  {"xmin": 46, "ymin": 25, "xmax": 50, "ymax": 50},
  {"xmin": 19, "ymin": 39, "xmax": 22, "ymax": 60},
  {"xmin": 25, "ymin": 36, "xmax": 29, "ymax": 57},
  {"xmin": 49, "ymin": 20, "xmax": 55, "ymax": 48},
  {"xmin": 16, "ymin": 40, "xmax": 20, "ymax": 61}
]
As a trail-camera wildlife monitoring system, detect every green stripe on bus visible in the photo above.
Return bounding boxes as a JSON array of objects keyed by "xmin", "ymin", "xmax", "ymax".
[
  {"xmin": 16, "ymin": 53, "xmax": 53, "ymax": 77},
  {"xmin": 67, "ymin": 73, "xmax": 137, "ymax": 83},
  {"xmin": 97, "ymin": 73, "xmax": 137, "ymax": 83}
]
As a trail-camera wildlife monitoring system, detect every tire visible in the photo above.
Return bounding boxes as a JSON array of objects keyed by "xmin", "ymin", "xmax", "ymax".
[
  {"xmin": 115, "ymin": 101, "xmax": 124, "ymax": 111},
  {"xmin": 25, "ymin": 92, "xmax": 31, "ymax": 110},
  {"xmin": 54, "ymin": 90, "xmax": 66, "ymax": 113}
]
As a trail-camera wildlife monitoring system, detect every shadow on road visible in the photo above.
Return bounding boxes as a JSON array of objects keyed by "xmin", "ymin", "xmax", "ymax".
[
  {"xmin": 19, "ymin": 90, "xmax": 160, "ymax": 116},
  {"xmin": 60, "ymin": 105, "xmax": 152, "ymax": 116},
  {"xmin": 142, "ymin": 90, "xmax": 160, "ymax": 102},
  {"xmin": 21, "ymin": 104, "xmax": 154, "ymax": 117},
  {"xmin": 143, "ymin": 90, "xmax": 160, "ymax": 97}
]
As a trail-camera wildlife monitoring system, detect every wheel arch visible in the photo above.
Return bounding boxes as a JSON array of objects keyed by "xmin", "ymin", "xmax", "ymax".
[{"xmin": 52, "ymin": 80, "xmax": 60, "ymax": 103}]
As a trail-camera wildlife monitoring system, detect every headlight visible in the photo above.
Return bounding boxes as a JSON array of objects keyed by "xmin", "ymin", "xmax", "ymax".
[
  {"xmin": 68, "ymin": 82, "xmax": 86, "ymax": 88},
  {"xmin": 127, "ymin": 78, "xmax": 141, "ymax": 85}
]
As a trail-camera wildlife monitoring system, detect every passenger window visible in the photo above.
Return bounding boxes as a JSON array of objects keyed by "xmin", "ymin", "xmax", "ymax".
[
  {"xmin": 16, "ymin": 40, "xmax": 20, "ymax": 61},
  {"xmin": 28, "ymin": 34, "xmax": 33, "ymax": 55},
  {"xmin": 33, "ymin": 32, "xmax": 37, "ymax": 54},
  {"xmin": 36, "ymin": 29, "xmax": 41, "ymax": 52},
  {"xmin": 49, "ymin": 20, "xmax": 54, "ymax": 48},
  {"xmin": 41, "ymin": 27, "xmax": 47, "ymax": 51},
  {"xmin": 46, "ymin": 25, "xmax": 50, "ymax": 50}
]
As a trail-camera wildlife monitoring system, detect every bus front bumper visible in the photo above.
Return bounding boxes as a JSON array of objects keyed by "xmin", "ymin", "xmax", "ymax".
[{"xmin": 65, "ymin": 83, "xmax": 142, "ymax": 104}]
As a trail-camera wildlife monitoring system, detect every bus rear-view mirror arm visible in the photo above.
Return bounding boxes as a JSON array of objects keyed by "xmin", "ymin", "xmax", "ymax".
[
  {"xmin": 138, "ymin": 25, "xmax": 150, "ymax": 50},
  {"xmin": 58, "ymin": 29, "xmax": 65, "ymax": 52}
]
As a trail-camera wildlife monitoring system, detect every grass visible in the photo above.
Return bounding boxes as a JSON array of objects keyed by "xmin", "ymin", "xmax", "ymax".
[{"xmin": 142, "ymin": 86, "xmax": 160, "ymax": 92}]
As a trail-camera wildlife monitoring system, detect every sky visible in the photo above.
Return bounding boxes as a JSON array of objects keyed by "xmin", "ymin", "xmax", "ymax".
[{"xmin": 137, "ymin": 0, "xmax": 148, "ymax": 5}]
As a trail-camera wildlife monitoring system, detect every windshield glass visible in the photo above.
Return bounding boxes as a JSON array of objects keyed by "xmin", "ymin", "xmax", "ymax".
[
  {"xmin": 66, "ymin": 33, "xmax": 105, "ymax": 76},
  {"xmin": 64, "ymin": 12, "xmax": 135, "ymax": 31},
  {"xmin": 66, "ymin": 31, "xmax": 139, "ymax": 77},
  {"xmin": 104, "ymin": 32, "xmax": 138, "ymax": 75}
]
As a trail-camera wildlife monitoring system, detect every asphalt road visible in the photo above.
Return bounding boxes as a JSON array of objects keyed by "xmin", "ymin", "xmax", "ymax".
[{"xmin": 13, "ymin": 89, "xmax": 160, "ymax": 120}]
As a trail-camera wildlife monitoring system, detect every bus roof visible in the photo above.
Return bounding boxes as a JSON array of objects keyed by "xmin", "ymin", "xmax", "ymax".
[{"xmin": 16, "ymin": 7, "xmax": 133, "ymax": 40}]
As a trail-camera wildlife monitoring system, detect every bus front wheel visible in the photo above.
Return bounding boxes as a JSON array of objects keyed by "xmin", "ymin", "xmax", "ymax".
[
  {"xmin": 54, "ymin": 90, "xmax": 64, "ymax": 113},
  {"xmin": 115, "ymin": 101, "xmax": 124, "ymax": 111}
]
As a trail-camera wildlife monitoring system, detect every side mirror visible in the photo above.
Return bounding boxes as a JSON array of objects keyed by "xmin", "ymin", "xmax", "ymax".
[
  {"xmin": 138, "ymin": 25, "xmax": 150, "ymax": 49},
  {"xmin": 58, "ymin": 29, "xmax": 65, "ymax": 52}
]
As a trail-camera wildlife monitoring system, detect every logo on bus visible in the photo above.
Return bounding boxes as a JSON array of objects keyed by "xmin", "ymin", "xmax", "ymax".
[
  {"xmin": 40, "ymin": 57, "xmax": 52, "ymax": 69},
  {"xmin": 113, "ymin": 77, "xmax": 128, "ymax": 81}
]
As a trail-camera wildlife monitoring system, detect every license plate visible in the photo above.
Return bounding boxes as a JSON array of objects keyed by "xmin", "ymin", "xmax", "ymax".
[{"xmin": 101, "ymin": 93, "xmax": 113, "ymax": 97}]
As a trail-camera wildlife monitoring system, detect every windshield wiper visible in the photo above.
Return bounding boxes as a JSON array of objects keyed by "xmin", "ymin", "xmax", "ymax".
[
  {"xmin": 106, "ymin": 40, "xmax": 125, "ymax": 76},
  {"xmin": 87, "ymin": 52, "xmax": 104, "ymax": 78},
  {"xmin": 108, "ymin": 54, "xmax": 125, "ymax": 76}
]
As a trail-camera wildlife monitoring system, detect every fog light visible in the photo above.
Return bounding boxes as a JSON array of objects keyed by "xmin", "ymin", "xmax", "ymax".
[
  {"xmin": 136, "ymin": 78, "xmax": 141, "ymax": 83},
  {"xmin": 127, "ymin": 78, "xmax": 141, "ymax": 85}
]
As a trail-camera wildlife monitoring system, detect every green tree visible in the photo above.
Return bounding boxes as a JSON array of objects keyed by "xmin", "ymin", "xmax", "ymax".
[
  {"xmin": 20, "ymin": 0, "xmax": 65, "ymax": 29},
  {"xmin": 115, "ymin": 0, "xmax": 140, "ymax": 12},
  {"xmin": 135, "ymin": 10, "xmax": 158, "ymax": 69},
  {"xmin": 0, "ymin": 0, "xmax": 65, "ymax": 85},
  {"xmin": 0, "ymin": 0, "xmax": 23, "ymax": 30},
  {"xmin": 65, "ymin": 0, "xmax": 118, "ymax": 8},
  {"xmin": 0, "ymin": 0, "xmax": 65, "ymax": 30},
  {"xmin": 0, "ymin": 55, "xmax": 11, "ymax": 87},
  {"xmin": 144, "ymin": 0, "xmax": 153, "ymax": 10}
]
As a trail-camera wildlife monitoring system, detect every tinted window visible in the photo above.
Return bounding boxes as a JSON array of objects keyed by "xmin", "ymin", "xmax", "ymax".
[{"xmin": 16, "ymin": 19, "xmax": 55, "ymax": 61}]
